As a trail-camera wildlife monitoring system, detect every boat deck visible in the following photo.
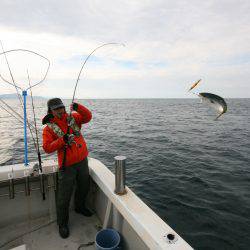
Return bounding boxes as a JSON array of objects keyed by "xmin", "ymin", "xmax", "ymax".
[
  {"xmin": 0, "ymin": 159, "xmax": 193, "ymax": 250},
  {"xmin": 0, "ymin": 211, "xmax": 101, "ymax": 250}
]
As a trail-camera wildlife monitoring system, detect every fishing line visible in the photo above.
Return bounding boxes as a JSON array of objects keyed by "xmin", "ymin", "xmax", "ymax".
[{"xmin": 190, "ymin": 91, "xmax": 199, "ymax": 97}]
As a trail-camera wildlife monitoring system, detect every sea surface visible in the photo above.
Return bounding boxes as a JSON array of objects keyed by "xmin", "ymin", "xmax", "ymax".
[{"xmin": 0, "ymin": 98, "xmax": 249, "ymax": 250}]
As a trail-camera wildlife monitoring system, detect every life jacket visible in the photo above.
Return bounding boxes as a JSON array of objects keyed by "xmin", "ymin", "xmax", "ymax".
[{"xmin": 47, "ymin": 116, "xmax": 81, "ymax": 137}]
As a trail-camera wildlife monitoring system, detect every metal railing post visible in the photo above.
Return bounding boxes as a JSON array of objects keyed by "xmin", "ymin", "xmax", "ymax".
[{"xmin": 114, "ymin": 156, "xmax": 127, "ymax": 195}]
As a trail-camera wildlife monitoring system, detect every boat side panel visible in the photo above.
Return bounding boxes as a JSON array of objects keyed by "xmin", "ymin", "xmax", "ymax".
[{"xmin": 94, "ymin": 184, "xmax": 149, "ymax": 250}]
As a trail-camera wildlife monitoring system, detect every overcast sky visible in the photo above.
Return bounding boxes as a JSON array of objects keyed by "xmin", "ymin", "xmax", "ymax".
[{"xmin": 0, "ymin": 0, "xmax": 249, "ymax": 98}]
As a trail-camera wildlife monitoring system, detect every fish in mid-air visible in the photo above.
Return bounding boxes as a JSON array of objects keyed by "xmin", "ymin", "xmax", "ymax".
[{"xmin": 198, "ymin": 92, "xmax": 227, "ymax": 120}]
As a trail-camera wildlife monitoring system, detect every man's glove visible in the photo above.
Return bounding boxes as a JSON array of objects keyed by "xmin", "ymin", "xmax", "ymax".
[
  {"xmin": 63, "ymin": 134, "xmax": 75, "ymax": 145},
  {"xmin": 70, "ymin": 102, "xmax": 78, "ymax": 111},
  {"xmin": 42, "ymin": 114, "xmax": 54, "ymax": 125}
]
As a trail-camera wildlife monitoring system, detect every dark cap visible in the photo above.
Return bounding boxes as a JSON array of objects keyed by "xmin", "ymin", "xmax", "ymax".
[{"xmin": 47, "ymin": 98, "xmax": 65, "ymax": 111}]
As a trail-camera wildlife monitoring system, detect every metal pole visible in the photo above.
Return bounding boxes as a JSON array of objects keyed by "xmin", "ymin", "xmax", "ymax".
[
  {"xmin": 8, "ymin": 173, "xmax": 15, "ymax": 199},
  {"xmin": 22, "ymin": 90, "xmax": 28, "ymax": 166},
  {"xmin": 24, "ymin": 176, "xmax": 30, "ymax": 196},
  {"xmin": 39, "ymin": 170, "xmax": 46, "ymax": 200},
  {"xmin": 114, "ymin": 156, "xmax": 127, "ymax": 195}
]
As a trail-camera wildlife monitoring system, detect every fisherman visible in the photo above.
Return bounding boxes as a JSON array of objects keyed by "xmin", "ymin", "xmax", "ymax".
[{"xmin": 42, "ymin": 98, "xmax": 92, "ymax": 239}]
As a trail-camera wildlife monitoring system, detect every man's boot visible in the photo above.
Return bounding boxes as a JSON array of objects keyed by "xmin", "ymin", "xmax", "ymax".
[
  {"xmin": 59, "ymin": 225, "xmax": 69, "ymax": 238},
  {"xmin": 75, "ymin": 207, "xmax": 93, "ymax": 217}
]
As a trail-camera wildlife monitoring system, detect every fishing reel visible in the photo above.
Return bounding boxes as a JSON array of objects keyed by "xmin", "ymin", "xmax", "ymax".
[
  {"xmin": 67, "ymin": 134, "xmax": 75, "ymax": 145},
  {"xmin": 32, "ymin": 163, "xmax": 40, "ymax": 176},
  {"xmin": 63, "ymin": 133, "xmax": 76, "ymax": 146},
  {"xmin": 65, "ymin": 134, "xmax": 82, "ymax": 149}
]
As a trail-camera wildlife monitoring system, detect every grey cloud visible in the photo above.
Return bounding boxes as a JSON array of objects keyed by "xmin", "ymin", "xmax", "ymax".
[
  {"xmin": 1, "ymin": 0, "xmax": 249, "ymax": 43},
  {"xmin": 1, "ymin": 0, "xmax": 250, "ymax": 97}
]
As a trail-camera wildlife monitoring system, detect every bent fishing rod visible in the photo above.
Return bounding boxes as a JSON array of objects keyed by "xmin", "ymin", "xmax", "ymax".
[{"xmin": 61, "ymin": 42, "xmax": 125, "ymax": 171}]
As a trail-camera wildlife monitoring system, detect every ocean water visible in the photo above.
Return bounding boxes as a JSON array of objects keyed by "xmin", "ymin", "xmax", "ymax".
[{"xmin": 0, "ymin": 98, "xmax": 249, "ymax": 249}]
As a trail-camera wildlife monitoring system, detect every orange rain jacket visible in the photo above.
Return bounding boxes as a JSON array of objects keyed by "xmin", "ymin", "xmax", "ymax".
[{"xmin": 42, "ymin": 103, "xmax": 92, "ymax": 168}]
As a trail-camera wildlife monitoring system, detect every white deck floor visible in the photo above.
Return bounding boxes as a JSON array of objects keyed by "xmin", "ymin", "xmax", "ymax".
[{"xmin": 0, "ymin": 211, "xmax": 101, "ymax": 250}]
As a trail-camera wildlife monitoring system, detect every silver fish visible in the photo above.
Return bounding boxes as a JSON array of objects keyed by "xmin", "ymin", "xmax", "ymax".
[{"xmin": 199, "ymin": 92, "xmax": 227, "ymax": 120}]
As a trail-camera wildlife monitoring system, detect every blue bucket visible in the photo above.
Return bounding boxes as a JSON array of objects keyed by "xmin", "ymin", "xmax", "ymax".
[{"xmin": 95, "ymin": 228, "xmax": 120, "ymax": 250}]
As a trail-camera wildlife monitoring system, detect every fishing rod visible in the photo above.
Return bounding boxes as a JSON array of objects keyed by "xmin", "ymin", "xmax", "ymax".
[
  {"xmin": 0, "ymin": 44, "xmax": 39, "ymax": 151},
  {"xmin": 27, "ymin": 70, "xmax": 40, "ymax": 158},
  {"xmin": 0, "ymin": 41, "xmax": 36, "ymax": 147},
  {"xmin": 0, "ymin": 47, "xmax": 49, "ymax": 200},
  {"xmin": 0, "ymin": 98, "xmax": 38, "ymax": 133},
  {"xmin": 61, "ymin": 42, "xmax": 125, "ymax": 171},
  {"xmin": 0, "ymin": 102, "xmax": 40, "ymax": 181},
  {"xmin": 0, "ymin": 101, "xmax": 39, "ymax": 150},
  {"xmin": 71, "ymin": 43, "xmax": 125, "ymax": 103},
  {"xmin": 0, "ymin": 103, "xmax": 39, "ymax": 153},
  {"xmin": 27, "ymin": 70, "xmax": 45, "ymax": 200},
  {"xmin": 0, "ymin": 47, "xmax": 50, "ymax": 166},
  {"xmin": 0, "ymin": 102, "xmax": 24, "ymax": 125},
  {"xmin": 0, "ymin": 43, "xmax": 38, "ymax": 153},
  {"xmin": 0, "ymin": 97, "xmax": 38, "ymax": 157},
  {"xmin": 0, "ymin": 46, "xmax": 37, "ymax": 161}
]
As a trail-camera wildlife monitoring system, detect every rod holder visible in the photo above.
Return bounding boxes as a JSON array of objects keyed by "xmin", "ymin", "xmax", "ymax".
[
  {"xmin": 53, "ymin": 172, "xmax": 58, "ymax": 191},
  {"xmin": 25, "ymin": 177, "xmax": 30, "ymax": 196},
  {"xmin": 39, "ymin": 170, "xmax": 46, "ymax": 200},
  {"xmin": 24, "ymin": 170, "xmax": 30, "ymax": 196},
  {"xmin": 25, "ymin": 176, "xmax": 30, "ymax": 196},
  {"xmin": 8, "ymin": 177, "xmax": 15, "ymax": 199},
  {"xmin": 114, "ymin": 156, "xmax": 127, "ymax": 195}
]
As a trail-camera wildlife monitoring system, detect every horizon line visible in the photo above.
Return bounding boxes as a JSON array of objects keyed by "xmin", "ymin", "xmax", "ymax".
[{"xmin": 1, "ymin": 94, "xmax": 250, "ymax": 99}]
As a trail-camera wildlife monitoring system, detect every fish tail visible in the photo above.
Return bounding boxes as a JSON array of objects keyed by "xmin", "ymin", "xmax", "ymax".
[{"xmin": 215, "ymin": 112, "xmax": 224, "ymax": 120}]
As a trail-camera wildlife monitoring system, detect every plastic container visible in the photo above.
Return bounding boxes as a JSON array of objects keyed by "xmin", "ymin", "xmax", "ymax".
[{"xmin": 95, "ymin": 228, "xmax": 120, "ymax": 250}]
